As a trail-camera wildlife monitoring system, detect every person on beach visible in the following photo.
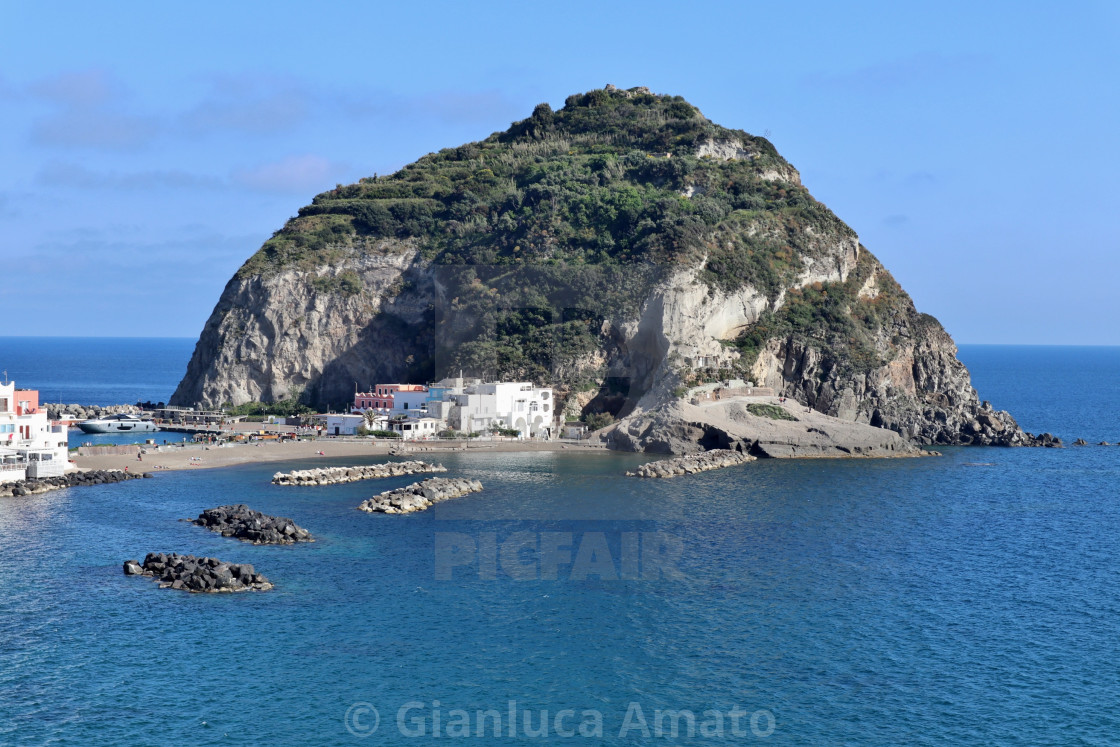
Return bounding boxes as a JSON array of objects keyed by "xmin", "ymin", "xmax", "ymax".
[{"xmin": 137, "ymin": 450, "xmax": 142, "ymax": 461}]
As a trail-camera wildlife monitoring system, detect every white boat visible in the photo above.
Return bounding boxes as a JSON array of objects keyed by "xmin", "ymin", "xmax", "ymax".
[{"xmin": 77, "ymin": 414, "xmax": 160, "ymax": 434}]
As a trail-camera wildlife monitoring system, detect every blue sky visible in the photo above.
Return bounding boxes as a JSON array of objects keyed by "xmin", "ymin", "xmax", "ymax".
[{"xmin": 3, "ymin": 1, "xmax": 1117, "ymax": 343}]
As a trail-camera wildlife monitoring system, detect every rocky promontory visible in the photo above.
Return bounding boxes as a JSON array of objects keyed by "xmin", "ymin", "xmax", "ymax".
[
  {"xmin": 170, "ymin": 86, "xmax": 1047, "ymax": 453},
  {"xmin": 0, "ymin": 469, "xmax": 148, "ymax": 498},
  {"xmin": 626, "ymin": 449, "xmax": 755, "ymax": 478},
  {"xmin": 610, "ymin": 397, "xmax": 931, "ymax": 458},
  {"xmin": 272, "ymin": 461, "xmax": 446, "ymax": 485},
  {"xmin": 123, "ymin": 553, "xmax": 273, "ymax": 592},
  {"xmin": 190, "ymin": 504, "xmax": 313, "ymax": 544},
  {"xmin": 358, "ymin": 477, "xmax": 483, "ymax": 514}
]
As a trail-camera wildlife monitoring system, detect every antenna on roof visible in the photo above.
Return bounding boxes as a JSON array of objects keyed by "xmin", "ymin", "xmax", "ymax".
[{"xmin": 2, "ymin": 370, "xmax": 7, "ymax": 385}]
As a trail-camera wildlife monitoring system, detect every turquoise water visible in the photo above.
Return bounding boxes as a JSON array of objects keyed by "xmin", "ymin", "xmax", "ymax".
[
  {"xmin": 68, "ymin": 431, "xmax": 196, "ymax": 449},
  {"xmin": 1, "ymin": 344, "xmax": 1118, "ymax": 744}
]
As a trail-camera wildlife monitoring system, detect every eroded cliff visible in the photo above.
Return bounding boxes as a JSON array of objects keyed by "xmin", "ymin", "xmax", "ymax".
[{"xmin": 172, "ymin": 86, "xmax": 1045, "ymax": 448}]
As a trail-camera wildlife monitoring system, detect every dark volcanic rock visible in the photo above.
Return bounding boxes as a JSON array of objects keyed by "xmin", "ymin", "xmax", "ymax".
[
  {"xmin": 0, "ymin": 469, "xmax": 147, "ymax": 498},
  {"xmin": 126, "ymin": 552, "xmax": 273, "ymax": 592},
  {"xmin": 191, "ymin": 504, "xmax": 313, "ymax": 544}
]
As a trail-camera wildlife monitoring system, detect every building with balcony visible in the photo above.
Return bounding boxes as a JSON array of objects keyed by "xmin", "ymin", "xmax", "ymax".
[
  {"xmin": 447, "ymin": 382, "xmax": 553, "ymax": 438},
  {"xmin": 0, "ymin": 381, "xmax": 71, "ymax": 482}
]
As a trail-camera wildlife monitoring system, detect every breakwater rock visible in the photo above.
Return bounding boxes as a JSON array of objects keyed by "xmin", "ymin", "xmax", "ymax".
[
  {"xmin": 358, "ymin": 477, "xmax": 483, "ymax": 514},
  {"xmin": 0, "ymin": 469, "xmax": 148, "ymax": 498},
  {"xmin": 272, "ymin": 460, "xmax": 447, "ymax": 485},
  {"xmin": 626, "ymin": 449, "xmax": 756, "ymax": 478},
  {"xmin": 191, "ymin": 504, "xmax": 313, "ymax": 544},
  {"xmin": 123, "ymin": 553, "xmax": 273, "ymax": 592},
  {"xmin": 47, "ymin": 403, "xmax": 140, "ymax": 421}
]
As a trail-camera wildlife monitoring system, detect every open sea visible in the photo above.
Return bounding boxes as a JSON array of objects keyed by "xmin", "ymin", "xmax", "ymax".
[{"xmin": 1, "ymin": 339, "xmax": 1119, "ymax": 745}]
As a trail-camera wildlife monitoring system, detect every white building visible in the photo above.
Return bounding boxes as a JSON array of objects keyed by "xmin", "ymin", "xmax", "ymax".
[
  {"xmin": 388, "ymin": 417, "xmax": 443, "ymax": 440},
  {"xmin": 324, "ymin": 413, "xmax": 365, "ymax": 436},
  {"xmin": 448, "ymin": 382, "xmax": 553, "ymax": 438},
  {"xmin": 0, "ymin": 382, "xmax": 70, "ymax": 482},
  {"xmin": 391, "ymin": 389, "xmax": 429, "ymax": 416}
]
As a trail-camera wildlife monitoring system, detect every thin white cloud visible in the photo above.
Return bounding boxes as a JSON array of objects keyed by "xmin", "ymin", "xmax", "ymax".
[
  {"xmin": 36, "ymin": 162, "xmax": 224, "ymax": 190},
  {"xmin": 18, "ymin": 67, "xmax": 523, "ymax": 153},
  {"xmin": 30, "ymin": 109, "xmax": 160, "ymax": 150},
  {"xmin": 180, "ymin": 74, "xmax": 313, "ymax": 136},
  {"xmin": 28, "ymin": 69, "xmax": 118, "ymax": 107},
  {"xmin": 231, "ymin": 154, "xmax": 348, "ymax": 194},
  {"xmin": 338, "ymin": 88, "xmax": 521, "ymax": 125},
  {"xmin": 26, "ymin": 69, "xmax": 159, "ymax": 151}
]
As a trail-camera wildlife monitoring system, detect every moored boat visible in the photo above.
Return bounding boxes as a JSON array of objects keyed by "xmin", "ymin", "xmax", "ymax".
[{"xmin": 77, "ymin": 414, "xmax": 160, "ymax": 434}]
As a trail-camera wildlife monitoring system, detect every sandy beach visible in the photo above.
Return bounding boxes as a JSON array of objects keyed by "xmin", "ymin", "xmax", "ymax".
[{"xmin": 71, "ymin": 438, "xmax": 614, "ymax": 473}]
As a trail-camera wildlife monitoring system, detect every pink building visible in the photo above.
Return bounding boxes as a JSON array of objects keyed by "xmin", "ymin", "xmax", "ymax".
[{"xmin": 354, "ymin": 384, "xmax": 427, "ymax": 413}]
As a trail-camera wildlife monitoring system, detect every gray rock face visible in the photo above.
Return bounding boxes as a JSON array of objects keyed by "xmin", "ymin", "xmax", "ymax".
[
  {"xmin": 125, "ymin": 553, "xmax": 273, "ymax": 593},
  {"xmin": 191, "ymin": 504, "xmax": 313, "ymax": 544},
  {"xmin": 626, "ymin": 449, "xmax": 755, "ymax": 478},
  {"xmin": 272, "ymin": 461, "xmax": 446, "ymax": 485},
  {"xmin": 357, "ymin": 477, "xmax": 483, "ymax": 514},
  {"xmin": 0, "ymin": 470, "xmax": 146, "ymax": 498},
  {"xmin": 170, "ymin": 246, "xmax": 432, "ymax": 408},
  {"xmin": 749, "ymin": 320, "xmax": 1047, "ymax": 447}
]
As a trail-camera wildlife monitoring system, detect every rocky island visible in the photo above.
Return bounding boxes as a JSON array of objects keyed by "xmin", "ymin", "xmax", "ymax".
[
  {"xmin": 271, "ymin": 461, "xmax": 446, "ymax": 485},
  {"xmin": 358, "ymin": 477, "xmax": 483, "ymax": 514},
  {"xmin": 170, "ymin": 85, "xmax": 1048, "ymax": 456},
  {"xmin": 190, "ymin": 504, "xmax": 314, "ymax": 544},
  {"xmin": 123, "ymin": 553, "xmax": 273, "ymax": 592}
]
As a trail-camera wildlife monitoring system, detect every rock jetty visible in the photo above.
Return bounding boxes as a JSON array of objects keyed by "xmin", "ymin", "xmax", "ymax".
[
  {"xmin": 47, "ymin": 403, "xmax": 140, "ymax": 421},
  {"xmin": 123, "ymin": 553, "xmax": 273, "ymax": 592},
  {"xmin": 191, "ymin": 504, "xmax": 313, "ymax": 544},
  {"xmin": 272, "ymin": 460, "xmax": 446, "ymax": 485},
  {"xmin": 358, "ymin": 477, "xmax": 483, "ymax": 514},
  {"xmin": 626, "ymin": 449, "xmax": 756, "ymax": 478},
  {"xmin": 0, "ymin": 469, "xmax": 148, "ymax": 498}
]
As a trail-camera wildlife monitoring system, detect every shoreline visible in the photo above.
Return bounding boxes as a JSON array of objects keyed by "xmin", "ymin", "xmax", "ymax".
[{"xmin": 70, "ymin": 438, "xmax": 617, "ymax": 473}]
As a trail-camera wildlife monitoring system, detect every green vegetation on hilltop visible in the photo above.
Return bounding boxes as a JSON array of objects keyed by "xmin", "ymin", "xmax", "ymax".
[
  {"xmin": 238, "ymin": 86, "xmax": 853, "ymax": 303},
  {"xmin": 232, "ymin": 86, "xmax": 861, "ymax": 398}
]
